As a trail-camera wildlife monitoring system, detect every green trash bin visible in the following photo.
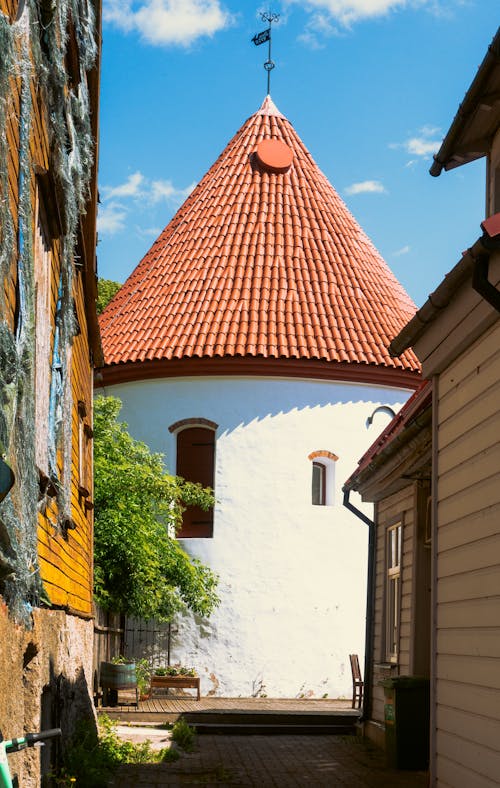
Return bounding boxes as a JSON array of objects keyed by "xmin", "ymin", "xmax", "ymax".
[{"xmin": 380, "ymin": 676, "xmax": 430, "ymax": 770}]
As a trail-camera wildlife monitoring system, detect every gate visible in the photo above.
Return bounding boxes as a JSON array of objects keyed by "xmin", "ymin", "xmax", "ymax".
[
  {"xmin": 123, "ymin": 617, "xmax": 174, "ymax": 667},
  {"xmin": 93, "ymin": 606, "xmax": 124, "ymax": 697}
]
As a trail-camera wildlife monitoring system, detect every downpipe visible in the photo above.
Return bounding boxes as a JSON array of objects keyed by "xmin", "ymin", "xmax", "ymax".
[{"xmin": 342, "ymin": 488, "xmax": 375, "ymax": 722}]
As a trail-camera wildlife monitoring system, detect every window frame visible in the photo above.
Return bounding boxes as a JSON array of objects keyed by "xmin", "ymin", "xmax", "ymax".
[
  {"xmin": 308, "ymin": 450, "xmax": 338, "ymax": 507},
  {"xmin": 385, "ymin": 520, "xmax": 402, "ymax": 664},
  {"xmin": 312, "ymin": 461, "xmax": 326, "ymax": 506},
  {"xmin": 170, "ymin": 419, "xmax": 217, "ymax": 539}
]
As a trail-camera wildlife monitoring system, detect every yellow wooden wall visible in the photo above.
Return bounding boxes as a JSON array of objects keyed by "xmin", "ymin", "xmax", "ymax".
[{"xmin": 1, "ymin": 0, "xmax": 98, "ymax": 618}]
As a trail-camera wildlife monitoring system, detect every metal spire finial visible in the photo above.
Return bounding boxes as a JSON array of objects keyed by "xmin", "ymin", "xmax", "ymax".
[{"xmin": 252, "ymin": 11, "xmax": 280, "ymax": 96}]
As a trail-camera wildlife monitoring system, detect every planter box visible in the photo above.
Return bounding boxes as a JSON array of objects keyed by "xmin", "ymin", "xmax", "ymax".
[{"xmin": 150, "ymin": 674, "xmax": 200, "ymax": 700}]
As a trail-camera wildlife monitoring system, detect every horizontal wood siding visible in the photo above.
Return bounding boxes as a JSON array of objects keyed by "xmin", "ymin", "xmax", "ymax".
[
  {"xmin": 2, "ymin": 8, "xmax": 96, "ymax": 618},
  {"xmin": 371, "ymin": 486, "xmax": 415, "ymax": 724},
  {"xmin": 36, "ymin": 215, "xmax": 94, "ymax": 615},
  {"xmin": 436, "ymin": 319, "xmax": 500, "ymax": 786}
]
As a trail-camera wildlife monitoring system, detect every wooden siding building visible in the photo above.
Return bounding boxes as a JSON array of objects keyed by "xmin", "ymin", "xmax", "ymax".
[
  {"xmin": 0, "ymin": 2, "xmax": 101, "ymax": 784},
  {"xmin": 344, "ymin": 27, "xmax": 500, "ymax": 787},
  {"xmin": 343, "ymin": 382, "xmax": 432, "ymax": 750}
]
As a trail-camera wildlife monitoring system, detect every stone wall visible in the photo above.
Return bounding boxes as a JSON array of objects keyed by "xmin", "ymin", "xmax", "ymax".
[{"xmin": 0, "ymin": 603, "xmax": 95, "ymax": 787}]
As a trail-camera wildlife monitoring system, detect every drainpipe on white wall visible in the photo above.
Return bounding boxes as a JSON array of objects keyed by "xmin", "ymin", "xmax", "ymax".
[{"xmin": 342, "ymin": 489, "xmax": 375, "ymax": 723}]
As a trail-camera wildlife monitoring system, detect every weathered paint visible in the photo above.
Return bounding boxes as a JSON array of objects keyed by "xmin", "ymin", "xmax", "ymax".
[
  {"xmin": 0, "ymin": 4, "xmax": 101, "ymax": 783},
  {"xmin": 1, "ymin": 1, "xmax": 98, "ymax": 617},
  {"xmin": 102, "ymin": 375, "xmax": 411, "ymax": 697}
]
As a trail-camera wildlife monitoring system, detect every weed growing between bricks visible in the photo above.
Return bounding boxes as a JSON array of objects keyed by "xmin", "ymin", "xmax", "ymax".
[{"xmin": 54, "ymin": 715, "xmax": 182, "ymax": 786}]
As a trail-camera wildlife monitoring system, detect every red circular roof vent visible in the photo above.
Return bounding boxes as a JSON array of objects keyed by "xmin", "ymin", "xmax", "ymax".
[{"xmin": 255, "ymin": 138, "xmax": 293, "ymax": 173}]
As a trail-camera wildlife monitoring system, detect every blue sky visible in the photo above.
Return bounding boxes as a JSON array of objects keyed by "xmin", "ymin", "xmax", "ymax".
[{"xmin": 97, "ymin": 1, "xmax": 498, "ymax": 307}]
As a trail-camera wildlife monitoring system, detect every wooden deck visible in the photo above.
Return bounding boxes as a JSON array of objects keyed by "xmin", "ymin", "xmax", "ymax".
[{"xmin": 100, "ymin": 694, "xmax": 357, "ymax": 729}]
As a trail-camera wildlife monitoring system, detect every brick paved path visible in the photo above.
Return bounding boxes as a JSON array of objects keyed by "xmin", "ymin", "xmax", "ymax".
[{"xmin": 110, "ymin": 734, "xmax": 428, "ymax": 787}]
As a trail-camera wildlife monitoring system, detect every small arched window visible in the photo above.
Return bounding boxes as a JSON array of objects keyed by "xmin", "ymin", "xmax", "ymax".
[
  {"xmin": 169, "ymin": 419, "xmax": 217, "ymax": 538},
  {"xmin": 308, "ymin": 451, "xmax": 338, "ymax": 506},
  {"xmin": 312, "ymin": 462, "xmax": 326, "ymax": 505}
]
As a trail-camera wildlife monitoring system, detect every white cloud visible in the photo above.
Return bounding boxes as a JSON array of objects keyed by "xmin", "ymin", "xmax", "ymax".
[
  {"xmin": 345, "ymin": 179, "xmax": 386, "ymax": 195},
  {"xmin": 103, "ymin": 0, "xmax": 232, "ymax": 47},
  {"xmin": 419, "ymin": 124, "xmax": 441, "ymax": 137},
  {"xmin": 135, "ymin": 225, "xmax": 162, "ymax": 238},
  {"xmin": 390, "ymin": 125, "xmax": 442, "ymax": 161},
  {"xmin": 150, "ymin": 179, "xmax": 197, "ymax": 203},
  {"xmin": 287, "ymin": 0, "xmax": 411, "ymax": 27},
  {"xmin": 393, "ymin": 244, "xmax": 410, "ymax": 256},
  {"xmin": 297, "ymin": 12, "xmax": 340, "ymax": 48},
  {"xmin": 150, "ymin": 179, "xmax": 177, "ymax": 202},
  {"xmin": 102, "ymin": 171, "xmax": 145, "ymax": 199},
  {"xmin": 406, "ymin": 136, "xmax": 441, "ymax": 156},
  {"xmin": 181, "ymin": 181, "xmax": 197, "ymax": 198},
  {"xmin": 290, "ymin": 1, "xmax": 453, "ymax": 45},
  {"xmin": 97, "ymin": 202, "xmax": 128, "ymax": 235},
  {"xmin": 98, "ymin": 172, "xmax": 197, "ymax": 236}
]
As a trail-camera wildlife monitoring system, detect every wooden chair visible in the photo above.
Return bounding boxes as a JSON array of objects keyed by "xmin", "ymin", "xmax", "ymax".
[{"xmin": 349, "ymin": 654, "xmax": 364, "ymax": 709}]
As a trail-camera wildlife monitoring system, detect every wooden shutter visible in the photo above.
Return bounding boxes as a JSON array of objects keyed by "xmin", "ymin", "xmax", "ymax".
[{"xmin": 177, "ymin": 427, "xmax": 214, "ymax": 538}]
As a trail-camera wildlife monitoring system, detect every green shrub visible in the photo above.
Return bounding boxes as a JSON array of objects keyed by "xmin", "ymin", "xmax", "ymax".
[
  {"xmin": 171, "ymin": 717, "xmax": 196, "ymax": 752},
  {"xmin": 135, "ymin": 658, "xmax": 152, "ymax": 695},
  {"xmin": 93, "ymin": 396, "xmax": 219, "ymax": 622},
  {"xmin": 58, "ymin": 715, "xmax": 173, "ymax": 787},
  {"xmin": 161, "ymin": 746, "xmax": 180, "ymax": 762}
]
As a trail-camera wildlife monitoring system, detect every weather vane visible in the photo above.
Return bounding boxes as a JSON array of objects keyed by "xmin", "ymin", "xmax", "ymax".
[{"xmin": 252, "ymin": 11, "xmax": 280, "ymax": 96}]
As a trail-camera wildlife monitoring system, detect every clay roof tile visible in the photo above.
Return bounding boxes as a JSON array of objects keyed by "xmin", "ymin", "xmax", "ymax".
[{"xmin": 100, "ymin": 98, "xmax": 420, "ymax": 377}]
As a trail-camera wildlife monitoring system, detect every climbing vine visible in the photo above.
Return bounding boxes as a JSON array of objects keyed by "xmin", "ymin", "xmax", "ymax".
[{"xmin": 93, "ymin": 396, "xmax": 219, "ymax": 622}]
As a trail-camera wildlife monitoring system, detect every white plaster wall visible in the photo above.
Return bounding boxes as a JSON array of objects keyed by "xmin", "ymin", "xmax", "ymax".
[{"xmin": 106, "ymin": 376, "xmax": 411, "ymax": 698}]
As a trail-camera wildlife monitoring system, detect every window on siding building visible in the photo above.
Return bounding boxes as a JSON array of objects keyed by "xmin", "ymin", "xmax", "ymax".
[
  {"xmin": 386, "ymin": 522, "xmax": 402, "ymax": 663},
  {"xmin": 308, "ymin": 451, "xmax": 338, "ymax": 506},
  {"xmin": 174, "ymin": 423, "xmax": 216, "ymax": 538}
]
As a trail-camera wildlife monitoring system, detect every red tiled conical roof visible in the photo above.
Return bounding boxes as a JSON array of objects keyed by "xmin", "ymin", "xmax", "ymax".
[{"xmin": 100, "ymin": 97, "xmax": 420, "ymax": 385}]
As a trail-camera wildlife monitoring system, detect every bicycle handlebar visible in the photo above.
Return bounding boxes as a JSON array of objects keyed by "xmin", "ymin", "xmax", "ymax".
[
  {"xmin": 4, "ymin": 729, "xmax": 61, "ymax": 753},
  {"xmin": 25, "ymin": 729, "xmax": 61, "ymax": 746}
]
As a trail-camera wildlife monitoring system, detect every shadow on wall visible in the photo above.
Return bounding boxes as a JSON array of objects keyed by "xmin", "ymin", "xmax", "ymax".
[
  {"xmin": 118, "ymin": 376, "xmax": 410, "ymax": 438},
  {"xmin": 37, "ymin": 659, "xmax": 96, "ymax": 786}
]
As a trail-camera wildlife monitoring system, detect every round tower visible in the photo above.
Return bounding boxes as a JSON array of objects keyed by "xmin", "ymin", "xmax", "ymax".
[{"xmin": 98, "ymin": 97, "xmax": 420, "ymax": 698}]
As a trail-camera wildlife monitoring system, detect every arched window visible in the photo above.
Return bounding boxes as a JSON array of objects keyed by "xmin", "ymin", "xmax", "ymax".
[
  {"xmin": 308, "ymin": 451, "xmax": 338, "ymax": 506},
  {"xmin": 312, "ymin": 462, "xmax": 326, "ymax": 505},
  {"xmin": 169, "ymin": 419, "xmax": 217, "ymax": 538}
]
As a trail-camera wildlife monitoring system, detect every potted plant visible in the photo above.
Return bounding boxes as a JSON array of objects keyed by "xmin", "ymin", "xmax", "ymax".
[
  {"xmin": 150, "ymin": 664, "xmax": 200, "ymax": 700},
  {"xmin": 99, "ymin": 657, "xmax": 137, "ymax": 706},
  {"xmin": 135, "ymin": 658, "xmax": 152, "ymax": 700}
]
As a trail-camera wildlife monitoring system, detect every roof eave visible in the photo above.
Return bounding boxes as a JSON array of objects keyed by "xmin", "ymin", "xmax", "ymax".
[
  {"xmin": 430, "ymin": 27, "xmax": 500, "ymax": 177},
  {"xmin": 96, "ymin": 355, "xmax": 421, "ymax": 390},
  {"xmin": 389, "ymin": 213, "xmax": 500, "ymax": 357}
]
